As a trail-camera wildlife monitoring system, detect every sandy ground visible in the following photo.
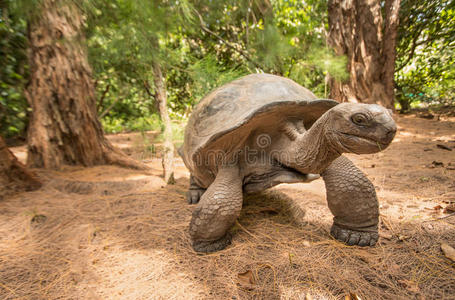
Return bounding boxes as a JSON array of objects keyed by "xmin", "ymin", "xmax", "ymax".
[{"xmin": 1, "ymin": 113, "xmax": 455, "ymax": 299}]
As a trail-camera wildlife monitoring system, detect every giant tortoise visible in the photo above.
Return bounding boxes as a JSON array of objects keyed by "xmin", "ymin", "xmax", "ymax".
[{"xmin": 180, "ymin": 73, "xmax": 396, "ymax": 253}]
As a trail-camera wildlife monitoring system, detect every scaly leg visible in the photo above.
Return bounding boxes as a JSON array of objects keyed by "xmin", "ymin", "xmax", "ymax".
[
  {"xmin": 187, "ymin": 175, "xmax": 206, "ymax": 204},
  {"xmin": 321, "ymin": 156, "xmax": 379, "ymax": 246},
  {"xmin": 189, "ymin": 165, "xmax": 243, "ymax": 253}
]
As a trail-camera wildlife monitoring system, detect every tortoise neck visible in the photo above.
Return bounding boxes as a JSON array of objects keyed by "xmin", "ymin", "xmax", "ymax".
[{"xmin": 293, "ymin": 112, "xmax": 341, "ymax": 173}]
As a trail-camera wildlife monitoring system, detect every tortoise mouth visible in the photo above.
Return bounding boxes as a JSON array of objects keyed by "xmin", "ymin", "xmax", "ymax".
[{"xmin": 340, "ymin": 132, "xmax": 389, "ymax": 149}]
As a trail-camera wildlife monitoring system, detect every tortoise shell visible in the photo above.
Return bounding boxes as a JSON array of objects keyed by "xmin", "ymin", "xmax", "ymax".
[{"xmin": 182, "ymin": 73, "xmax": 338, "ymax": 183}]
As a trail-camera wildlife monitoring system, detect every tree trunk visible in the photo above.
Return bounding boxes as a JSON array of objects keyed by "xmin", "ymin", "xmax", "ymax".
[
  {"xmin": 382, "ymin": 0, "xmax": 401, "ymax": 104},
  {"xmin": 327, "ymin": 0, "xmax": 401, "ymax": 109},
  {"xmin": 152, "ymin": 61, "xmax": 175, "ymax": 184},
  {"xmin": 0, "ymin": 136, "xmax": 41, "ymax": 197},
  {"xmin": 25, "ymin": 0, "xmax": 146, "ymax": 170}
]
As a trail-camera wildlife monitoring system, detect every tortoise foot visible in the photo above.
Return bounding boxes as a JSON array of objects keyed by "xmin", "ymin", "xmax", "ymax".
[
  {"xmin": 192, "ymin": 233, "xmax": 232, "ymax": 253},
  {"xmin": 187, "ymin": 188, "xmax": 205, "ymax": 204},
  {"xmin": 330, "ymin": 224, "xmax": 378, "ymax": 247}
]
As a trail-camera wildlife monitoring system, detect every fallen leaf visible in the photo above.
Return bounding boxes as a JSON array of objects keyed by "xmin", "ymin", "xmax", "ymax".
[
  {"xmin": 433, "ymin": 205, "xmax": 443, "ymax": 210},
  {"xmin": 437, "ymin": 144, "xmax": 452, "ymax": 151},
  {"xmin": 379, "ymin": 232, "xmax": 393, "ymax": 240},
  {"xmin": 345, "ymin": 292, "xmax": 362, "ymax": 300},
  {"xmin": 421, "ymin": 223, "xmax": 434, "ymax": 231},
  {"xmin": 441, "ymin": 192, "xmax": 455, "ymax": 204},
  {"xmin": 444, "ymin": 203, "xmax": 455, "ymax": 213},
  {"xmin": 432, "ymin": 161, "xmax": 444, "ymax": 167},
  {"xmin": 441, "ymin": 243, "xmax": 455, "ymax": 262},
  {"xmin": 237, "ymin": 270, "xmax": 255, "ymax": 290},
  {"xmin": 398, "ymin": 235, "xmax": 409, "ymax": 241},
  {"xmin": 31, "ymin": 214, "xmax": 47, "ymax": 224},
  {"xmin": 302, "ymin": 240, "xmax": 311, "ymax": 247},
  {"xmin": 389, "ymin": 263, "xmax": 401, "ymax": 273},
  {"xmin": 419, "ymin": 113, "xmax": 434, "ymax": 119},
  {"xmin": 398, "ymin": 279, "xmax": 420, "ymax": 293}
]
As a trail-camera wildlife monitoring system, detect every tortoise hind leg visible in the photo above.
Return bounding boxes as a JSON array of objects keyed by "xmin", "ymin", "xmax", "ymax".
[
  {"xmin": 321, "ymin": 156, "xmax": 379, "ymax": 246},
  {"xmin": 244, "ymin": 171, "xmax": 320, "ymax": 194},
  {"xmin": 189, "ymin": 165, "xmax": 243, "ymax": 253},
  {"xmin": 187, "ymin": 175, "xmax": 206, "ymax": 204}
]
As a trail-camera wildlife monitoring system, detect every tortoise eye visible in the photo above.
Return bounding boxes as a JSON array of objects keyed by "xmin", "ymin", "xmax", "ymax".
[{"xmin": 351, "ymin": 113, "xmax": 369, "ymax": 126}]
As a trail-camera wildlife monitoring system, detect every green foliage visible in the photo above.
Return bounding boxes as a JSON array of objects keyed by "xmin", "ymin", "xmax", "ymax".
[
  {"xmin": 188, "ymin": 55, "xmax": 247, "ymax": 101},
  {"xmin": 1, "ymin": 0, "xmax": 453, "ymax": 140},
  {"xmin": 396, "ymin": 0, "xmax": 455, "ymax": 110},
  {"xmin": 87, "ymin": 0, "xmax": 194, "ymax": 123},
  {"xmin": 288, "ymin": 45, "xmax": 348, "ymax": 97},
  {"xmin": 101, "ymin": 115, "xmax": 162, "ymax": 134},
  {"xmin": 154, "ymin": 121, "xmax": 185, "ymax": 143},
  {"xmin": 251, "ymin": 23, "xmax": 293, "ymax": 71},
  {"xmin": 306, "ymin": 46, "xmax": 348, "ymax": 82},
  {"xmin": 0, "ymin": 1, "xmax": 29, "ymax": 138},
  {"xmin": 185, "ymin": 0, "xmax": 346, "ymax": 98}
]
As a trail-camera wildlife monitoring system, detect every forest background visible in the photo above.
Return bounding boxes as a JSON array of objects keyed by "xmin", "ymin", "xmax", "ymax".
[{"xmin": 1, "ymin": 0, "xmax": 453, "ymax": 140}]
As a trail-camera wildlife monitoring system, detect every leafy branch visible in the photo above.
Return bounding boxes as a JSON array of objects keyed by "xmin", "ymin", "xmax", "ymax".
[{"xmin": 192, "ymin": 7, "xmax": 266, "ymax": 71}]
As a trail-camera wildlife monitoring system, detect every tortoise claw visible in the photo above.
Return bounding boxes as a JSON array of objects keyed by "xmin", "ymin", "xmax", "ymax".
[
  {"xmin": 330, "ymin": 224, "xmax": 378, "ymax": 247},
  {"xmin": 187, "ymin": 188, "xmax": 205, "ymax": 204}
]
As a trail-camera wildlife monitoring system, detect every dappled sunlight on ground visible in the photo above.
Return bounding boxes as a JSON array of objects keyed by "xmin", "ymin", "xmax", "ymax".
[{"xmin": 86, "ymin": 248, "xmax": 205, "ymax": 299}]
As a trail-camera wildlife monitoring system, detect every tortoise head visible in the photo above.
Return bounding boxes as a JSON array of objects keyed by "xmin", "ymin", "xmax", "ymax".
[{"xmin": 325, "ymin": 103, "xmax": 397, "ymax": 154}]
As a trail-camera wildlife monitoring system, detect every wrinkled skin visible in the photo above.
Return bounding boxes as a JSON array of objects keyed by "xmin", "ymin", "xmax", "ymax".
[
  {"xmin": 321, "ymin": 155, "xmax": 380, "ymax": 246},
  {"xmin": 185, "ymin": 96, "xmax": 396, "ymax": 253}
]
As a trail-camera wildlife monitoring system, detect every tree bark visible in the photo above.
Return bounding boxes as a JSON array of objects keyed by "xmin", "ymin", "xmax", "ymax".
[
  {"xmin": 382, "ymin": 0, "xmax": 401, "ymax": 103},
  {"xmin": 152, "ymin": 61, "xmax": 175, "ymax": 184},
  {"xmin": 0, "ymin": 136, "xmax": 41, "ymax": 197},
  {"xmin": 327, "ymin": 0, "xmax": 401, "ymax": 109},
  {"xmin": 25, "ymin": 0, "xmax": 146, "ymax": 170}
]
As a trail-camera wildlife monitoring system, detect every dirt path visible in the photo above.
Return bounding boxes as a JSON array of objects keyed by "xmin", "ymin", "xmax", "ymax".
[{"xmin": 1, "ymin": 114, "xmax": 454, "ymax": 299}]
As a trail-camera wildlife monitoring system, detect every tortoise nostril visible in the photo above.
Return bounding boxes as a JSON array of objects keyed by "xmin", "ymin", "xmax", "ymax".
[
  {"xmin": 388, "ymin": 130, "xmax": 395, "ymax": 138},
  {"xmin": 383, "ymin": 128, "xmax": 396, "ymax": 143}
]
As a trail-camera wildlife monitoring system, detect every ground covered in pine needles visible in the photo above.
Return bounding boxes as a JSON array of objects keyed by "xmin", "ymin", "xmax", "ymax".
[{"xmin": 1, "ymin": 113, "xmax": 455, "ymax": 299}]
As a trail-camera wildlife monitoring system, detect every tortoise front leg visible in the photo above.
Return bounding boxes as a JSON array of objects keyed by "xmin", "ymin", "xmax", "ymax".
[
  {"xmin": 321, "ymin": 156, "xmax": 379, "ymax": 246},
  {"xmin": 189, "ymin": 164, "xmax": 243, "ymax": 253}
]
